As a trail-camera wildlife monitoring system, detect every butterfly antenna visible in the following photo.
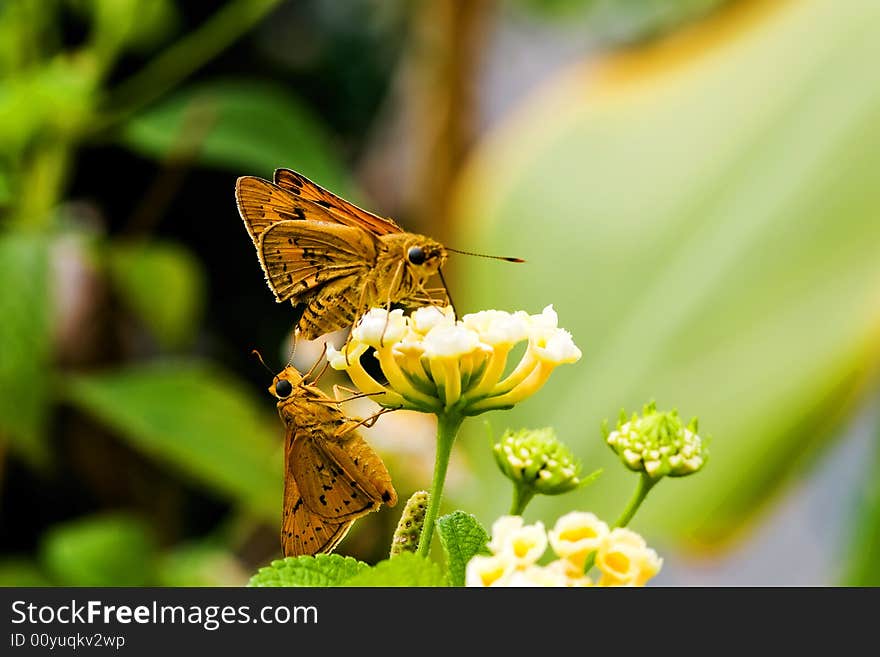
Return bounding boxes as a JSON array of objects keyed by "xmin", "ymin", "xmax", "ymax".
[
  {"xmin": 251, "ymin": 349, "xmax": 275, "ymax": 376},
  {"xmin": 437, "ymin": 268, "xmax": 458, "ymax": 319},
  {"xmin": 446, "ymin": 247, "xmax": 525, "ymax": 263},
  {"xmin": 285, "ymin": 330, "xmax": 298, "ymax": 367}
]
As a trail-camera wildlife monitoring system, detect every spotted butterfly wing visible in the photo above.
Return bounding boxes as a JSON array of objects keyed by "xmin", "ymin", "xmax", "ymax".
[
  {"xmin": 280, "ymin": 429, "xmax": 354, "ymax": 557},
  {"xmin": 272, "ymin": 168, "xmax": 401, "ymax": 236},
  {"xmin": 291, "ymin": 428, "xmax": 398, "ymax": 521}
]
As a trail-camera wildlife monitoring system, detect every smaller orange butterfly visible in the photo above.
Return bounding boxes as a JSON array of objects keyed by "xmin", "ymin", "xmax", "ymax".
[{"xmin": 265, "ymin": 355, "xmax": 397, "ymax": 557}]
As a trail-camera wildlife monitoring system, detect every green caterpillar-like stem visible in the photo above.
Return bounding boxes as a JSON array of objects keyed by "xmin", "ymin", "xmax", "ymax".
[{"xmin": 390, "ymin": 491, "xmax": 430, "ymax": 558}]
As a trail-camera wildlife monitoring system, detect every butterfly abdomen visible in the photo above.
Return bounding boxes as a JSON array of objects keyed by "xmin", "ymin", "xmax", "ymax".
[{"xmin": 297, "ymin": 275, "xmax": 363, "ymax": 340}]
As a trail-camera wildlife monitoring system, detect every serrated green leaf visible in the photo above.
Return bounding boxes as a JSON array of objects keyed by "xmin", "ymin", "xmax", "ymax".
[
  {"xmin": 0, "ymin": 230, "xmax": 51, "ymax": 468},
  {"xmin": 40, "ymin": 513, "xmax": 157, "ymax": 586},
  {"xmin": 341, "ymin": 553, "xmax": 448, "ymax": 587},
  {"xmin": 106, "ymin": 239, "xmax": 205, "ymax": 349},
  {"xmin": 119, "ymin": 79, "xmax": 350, "ymax": 194},
  {"xmin": 452, "ymin": 0, "xmax": 880, "ymax": 547},
  {"xmin": 248, "ymin": 554, "xmax": 370, "ymax": 587},
  {"xmin": 437, "ymin": 511, "xmax": 490, "ymax": 587},
  {"xmin": 64, "ymin": 361, "xmax": 281, "ymax": 521}
]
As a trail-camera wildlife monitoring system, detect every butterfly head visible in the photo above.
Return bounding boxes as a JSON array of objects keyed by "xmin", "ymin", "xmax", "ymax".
[
  {"xmin": 270, "ymin": 366, "xmax": 305, "ymax": 400},
  {"xmin": 404, "ymin": 236, "xmax": 447, "ymax": 277}
]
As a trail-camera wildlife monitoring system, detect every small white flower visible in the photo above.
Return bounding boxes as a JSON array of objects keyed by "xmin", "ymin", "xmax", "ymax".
[
  {"xmin": 595, "ymin": 527, "xmax": 663, "ymax": 587},
  {"xmin": 421, "ymin": 325, "xmax": 485, "ymax": 358},
  {"xmin": 529, "ymin": 304, "xmax": 560, "ymax": 330},
  {"xmin": 548, "ymin": 511, "xmax": 609, "ymax": 571},
  {"xmin": 410, "ymin": 305, "xmax": 456, "ymax": 334},
  {"xmin": 530, "ymin": 328, "xmax": 582, "ymax": 364},
  {"xmin": 461, "ymin": 310, "xmax": 530, "ymax": 346},
  {"xmin": 351, "ymin": 308, "xmax": 408, "ymax": 346},
  {"xmin": 487, "ymin": 516, "xmax": 524, "ymax": 554},
  {"xmin": 465, "ymin": 553, "xmax": 516, "ymax": 587},
  {"xmin": 505, "ymin": 565, "xmax": 569, "ymax": 587},
  {"xmin": 495, "ymin": 520, "xmax": 547, "ymax": 568}
]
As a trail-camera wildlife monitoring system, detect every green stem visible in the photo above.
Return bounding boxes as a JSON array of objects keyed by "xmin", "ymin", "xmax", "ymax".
[
  {"xmin": 584, "ymin": 472, "xmax": 658, "ymax": 573},
  {"xmin": 614, "ymin": 472, "xmax": 657, "ymax": 529},
  {"xmin": 509, "ymin": 484, "xmax": 535, "ymax": 516},
  {"xmin": 417, "ymin": 412, "xmax": 464, "ymax": 557},
  {"xmin": 94, "ymin": 0, "xmax": 284, "ymax": 130}
]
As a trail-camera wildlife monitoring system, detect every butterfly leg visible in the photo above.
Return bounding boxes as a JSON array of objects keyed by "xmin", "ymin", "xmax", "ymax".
[
  {"xmin": 380, "ymin": 261, "xmax": 405, "ymax": 347},
  {"xmin": 336, "ymin": 407, "xmax": 397, "ymax": 436},
  {"xmin": 331, "ymin": 384, "xmax": 386, "ymax": 403}
]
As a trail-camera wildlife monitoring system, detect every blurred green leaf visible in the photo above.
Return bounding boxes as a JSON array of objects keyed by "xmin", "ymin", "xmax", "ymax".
[
  {"xmin": 69, "ymin": 0, "xmax": 179, "ymax": 56},
  {"xmin": 0, "ymin": 558, "xmax": 52, "ymax": 586},
  {"xmin": 342, "ymin": 553, "xmax": 448, "ymax": 587},
  {"xmin": 842, "ymin": 423, "xmax": 880, "ymax": 586},
  {"xmin": 0, "ymin": 230, "xmax": 51, "ymax": 468},
  {"xmin": 249, "ymin": 555, "xmax": 369, "ymax": 587},
  {"xmin": 106, "ymin": 240, "xmax": 205, "ymax": 349},
  {"xmin": 451, "ymin": 0, "xmax": 880, "ymax": 547},
  {"xmin": 437, "ymin": 511, "xmax": 490, "ymax": 587},
  {"xmin": 158, "ymin": 543, "xmax": 248, "ymax": 587},
  {"xmin": 119, "ymin": 79, "xmax": 350, "ymax": 193},
  {"xmin": 64, "ymin": 361, "xmax": 282, "ymax": 522},
  {"xmin": 40, "ymin": 513, "xmax": 157, "ymax": 586}
]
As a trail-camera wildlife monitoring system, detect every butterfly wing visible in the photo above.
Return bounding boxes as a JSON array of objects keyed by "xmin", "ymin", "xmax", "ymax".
[
  {"xmin": 281, "ymin": 427, "xmax": 354, "ymax": 557},
  {"xmin": 292, "ymin": 425, "xmax": 397, "ymax": 522},
  {"xmin": 273, "ymin": 168, "xmax": 402, "ymax": 236},
  {"xmin": 236, "ymin": 175, "xmax": 346, "ymax": 243},
  {"xmin": 257, "ymin": 220, "xmax": 374, "ymax": 305}
]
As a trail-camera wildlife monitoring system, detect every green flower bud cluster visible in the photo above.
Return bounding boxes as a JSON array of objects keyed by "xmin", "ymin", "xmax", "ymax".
[
  {"xmin": 605, "ymin": 402, "xmax": 707, "ymax": 480},
  {"xmin": 493, "ymin": 427, "xmax": 585, "ymax": 496}
]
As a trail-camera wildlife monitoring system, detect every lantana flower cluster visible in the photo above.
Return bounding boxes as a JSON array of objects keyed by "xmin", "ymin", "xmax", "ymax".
[
  {"xmin": 466, "ymin": 514, "xmax": 662, "ymax": 587},
  {"xmin": 327, "ymin": 305, "xmax": 581, "ymax": 416}
]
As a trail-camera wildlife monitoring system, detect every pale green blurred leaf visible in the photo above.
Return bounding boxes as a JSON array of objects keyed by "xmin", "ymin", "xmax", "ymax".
[
  {"xmin": 0, "ymin": 230, "xmax": 52, "ymax": 468},
  {"xmin": 120, "ymin": 79, "xmax": 350, "ymax": 192},
  {"xmin": 0, "ymin": 558, "xmax": 52, "ymax": 586},
  {"xmin": 40, "ymin": 513, "xmax": 157, "ymax": 586},
  {"xmin": 64, "ymin": 361, "xmax": 282, "ymax": 522},
  {"xmin": 158, "ymin": 543, "xmax": 248, "ymax": 587},
  {"xmin": 106, "ymin": 240, "xmax": 205, "ymax": 349},
  {"xmin": 451, "ymin": 0, "xmax": 880, "ymax": 547},
  {"xmin": 249, "ymin": 555, "xmax": 369, "ymax": 587}
]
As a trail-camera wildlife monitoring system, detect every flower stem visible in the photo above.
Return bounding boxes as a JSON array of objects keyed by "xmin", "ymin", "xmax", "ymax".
[
  {"xmin": 509, "ymin": 484, "xmax": 535, "ymax": 516},
  {"xmin": 417, "ymin": 412, "xmax": 464, "ymax": 557},
  {"xmin": 614, "ymin": 472, "xmax": 657, "ymax": 529},
  {"xmin": 584, "ymin": 472, "xmax": 658, "ymax": 573}
]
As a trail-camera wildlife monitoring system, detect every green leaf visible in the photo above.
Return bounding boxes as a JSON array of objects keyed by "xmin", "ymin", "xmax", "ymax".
[
  {"xmin": 0, "ymin": 230, "xmax": 51, "ymax": 468},
  {"xmin": 40, "ymin": 513, "xmax": 157, "ymax": 586},
  {"xmin": 106, "ymin": 239, "xmax": 205, "ymax": 349},
  {"xmin": 437, "ymin": 511, "xmax": 490, "ymax": 587},
  {"xmin": 0, "ymin": 558, "xmax": 52, "ymax": 586},
  {"xmin": 451, "ymin": 0, "xmax": 880, "ymax": 546},
  {"xmin": 341, "ymin": 553, "xmax": 448, "ymax": 587},
  {"xmin": 249, "ymin": 554, "xmax": 370, "ymax": 587},
  {"xmin": 158, "ymin": 543, "xmax": 249, "ymax": 587},
  {"xmin": 119, "ymin": 79, "xmax": 350, "ymax": 193},
  {"xmin": 64, "ymin": 361, "xmax": 281, "ymax": 522}
]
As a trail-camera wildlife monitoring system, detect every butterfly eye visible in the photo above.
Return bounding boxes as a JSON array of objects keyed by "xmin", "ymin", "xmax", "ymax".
[
  {"xmin": 407, "ymin": 246, "xmax": 427, "ymax": 265},
  {"xmin": 275, "ymin": 379, "xmax": 293, "ymax": 398}
]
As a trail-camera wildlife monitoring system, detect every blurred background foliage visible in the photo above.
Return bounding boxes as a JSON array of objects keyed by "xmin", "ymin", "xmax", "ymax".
[{"xmin": 0, "ymin": 0, "xmax": 877, "ymax": 586}]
